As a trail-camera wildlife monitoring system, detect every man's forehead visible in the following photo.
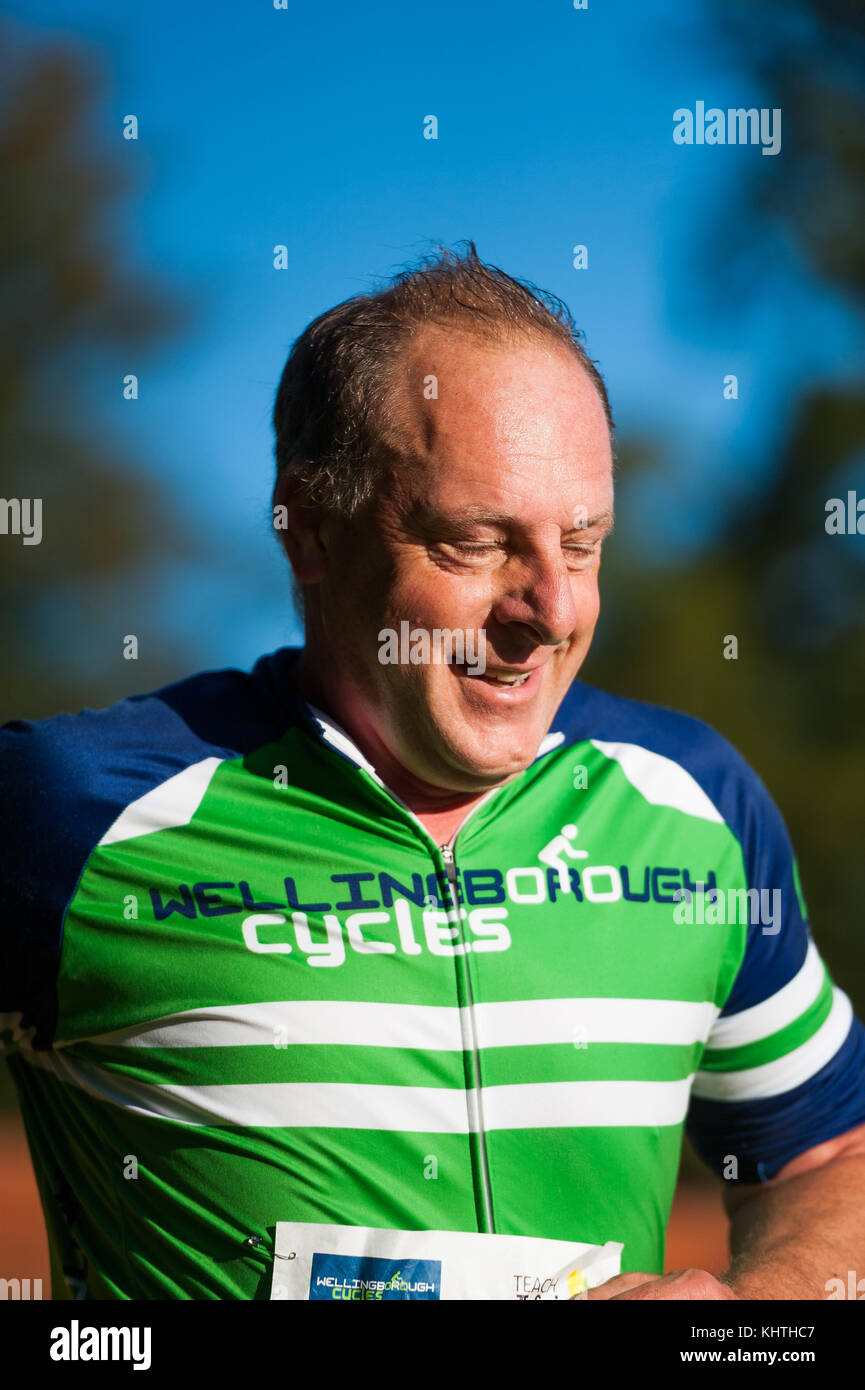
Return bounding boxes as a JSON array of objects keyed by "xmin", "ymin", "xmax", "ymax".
[{"xmin": 391, "ymin": 328, "xmax": 611, "ymax": 463}]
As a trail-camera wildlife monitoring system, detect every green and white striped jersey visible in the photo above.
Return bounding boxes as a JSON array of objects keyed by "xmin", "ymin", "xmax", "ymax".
[{"xmin": 2, "ymin": 648, "xmax": 864, "ymax": 1298}]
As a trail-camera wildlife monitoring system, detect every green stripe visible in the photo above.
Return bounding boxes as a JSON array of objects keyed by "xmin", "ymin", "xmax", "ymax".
[
  {"xmin": 480, "ymin": 1041, "xmax": 700, "ymax": 1086},
  {"xmin": 72, "ymin": 1037, "xmax": 701, "ymax": 1090},
  {"xmin": 700, "ymin": 970, "xmax": 833, "ymax": 1072},
  {"xmin": 70, "ymin": 1042, "xmax": 467, "ymax": 1089},
  {"xmin": 792, "ymin": 858, "xmax": 810, "ymax": 922}
]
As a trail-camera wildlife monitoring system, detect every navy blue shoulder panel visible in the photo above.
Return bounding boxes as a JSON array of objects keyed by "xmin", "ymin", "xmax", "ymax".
[{"xmin": 0, "ymin": 648, "xmax": 304, "ymax": 1047}]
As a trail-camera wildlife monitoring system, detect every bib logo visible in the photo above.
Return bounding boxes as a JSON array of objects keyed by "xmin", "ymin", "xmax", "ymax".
[{"xmin": 310, "ymin": 1253, "xmax": 441, "ymax": 1301}]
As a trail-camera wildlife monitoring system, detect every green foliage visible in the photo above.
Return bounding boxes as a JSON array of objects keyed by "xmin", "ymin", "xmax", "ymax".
[{"xmin": 0, "ymin": 24, "xmax": 196, "ymax": 722}]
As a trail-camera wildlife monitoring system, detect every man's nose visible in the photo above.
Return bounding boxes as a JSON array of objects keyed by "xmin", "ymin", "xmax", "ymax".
[{"xmin": 491, "ymin": 552, "xmax": 580, "ymax": 647}]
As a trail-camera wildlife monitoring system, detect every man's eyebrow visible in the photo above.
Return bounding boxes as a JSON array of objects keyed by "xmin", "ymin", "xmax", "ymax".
[
  {"xmin": 446, "ymin": 506, "xmax": 517, "ymax": 527},
  {"xmin": 406, "ymin": 504, "xmax": 615, "ymax": 532},
  {"xmin": 569, "ymin": 508, "xmax": 615, "ymax": 534},
  {"xmin": 403, "ymin": 502, "xmax": 511, "ymax": 531}
]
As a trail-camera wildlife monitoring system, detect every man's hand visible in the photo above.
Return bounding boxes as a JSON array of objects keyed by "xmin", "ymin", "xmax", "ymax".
[
  {"xmin": 585, "ymin": 1127, "xmax": 865, "ymax": 1301},
  {"xmin": 586, "ymin": 1269, "xmax": 741, "ymax": 1301}
]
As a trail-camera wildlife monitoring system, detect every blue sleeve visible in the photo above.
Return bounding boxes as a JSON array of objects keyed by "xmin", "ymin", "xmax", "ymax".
[
  {"xmin": 0, "ymin": 649, "xmax": 303, "ymax": 1049},
  {"xmin": 684, "ymin": 781, "xmax": 865, "ymax": 1183}
]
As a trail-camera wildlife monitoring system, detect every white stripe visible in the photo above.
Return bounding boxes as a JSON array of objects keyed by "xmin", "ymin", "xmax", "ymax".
[
  {"xmin": 25, "ymin": 1049, "xmax": 693, "ymax": 1131},
  {"xmin": 86, "ymin": 997, "xmax": 719, "ymax": 1052},
  {"xmin": 692, "ymin": 988, "xmax": 853, "ymax": 1102},
  {"xmin": 475, "ymin": 998, "xmax": 718, "ymax": 1049},
  {"xmin": 98, "ymin": 757, "xmax": 224, "ymax": 847},
  {"xmin": 91, "ymin": 1001, "xmax": 466, "ymax": 1052},
  {"xmin": 305, "ymin": 704, "xmax": 384, "ymax": 784},
  {"xmin": 535, "ymin": 730, "xmax": 565, "ymax": 758},
  {"xmin": 590, "ymin": 740, "xmax": 724, "ymax": 823},
  {"xmin": 483, "ymin": 1079, "xmax": 693, "ymax": 1130},
  {"xmin": 163, "ymin": 1082, "xmax": 473, "ymax": 1132},
  {"xmin": 705, "ymin": 940, "xmax": 825, "ymax": 1051}
]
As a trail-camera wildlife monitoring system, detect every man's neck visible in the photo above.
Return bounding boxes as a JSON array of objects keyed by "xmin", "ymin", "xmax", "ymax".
[
  {"xmin": 294, "ymin": 656, "xmax": 499, "ymax": 845},
  {"xmin": 408, "ymin": 797, "xmax": 492, "ymax": 848}
]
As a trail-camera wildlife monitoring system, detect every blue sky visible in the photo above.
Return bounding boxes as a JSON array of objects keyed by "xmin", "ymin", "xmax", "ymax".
[{"xmin": 6, "ymin": 0, "xmax": 859, "ymax": 673}]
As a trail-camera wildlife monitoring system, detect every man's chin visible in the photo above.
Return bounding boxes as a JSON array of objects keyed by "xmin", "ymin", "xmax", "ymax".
[
  {"xmin": 434, "ymin": 726, "xmax": 548, "ymax": 789},
  {"xmin": 407, "ymin": 678, "xmax": 562, "ymax": 789}
]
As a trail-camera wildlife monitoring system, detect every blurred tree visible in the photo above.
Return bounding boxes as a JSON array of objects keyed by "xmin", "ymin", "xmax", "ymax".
[
  {"xmin": 709, "ymin": 0, "xmax": 865, "ymax": 315},
  {"xmin": 0, "ymin": 21, "xmax": 196, "ymax": 721}
]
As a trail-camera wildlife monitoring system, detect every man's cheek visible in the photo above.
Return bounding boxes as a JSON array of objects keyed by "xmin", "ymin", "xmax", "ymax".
[{"xmin": 575, "ymin": 579, "xmax": 601, "ymax": 630}]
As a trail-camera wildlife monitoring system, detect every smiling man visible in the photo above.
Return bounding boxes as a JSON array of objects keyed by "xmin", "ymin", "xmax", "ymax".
[
  {"xmin": 280, "ymin": 312, "xmax": 615, "ymax": 838},
  {"xmin": 2, "ymin": 246, "xmax": 865, "ymax": 1301}
]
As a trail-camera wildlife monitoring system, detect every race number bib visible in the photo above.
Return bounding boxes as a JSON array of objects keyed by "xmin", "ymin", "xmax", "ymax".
[{"xmin": 271, "ymin": 1222, "xmax": 623, "ymax": 1301}]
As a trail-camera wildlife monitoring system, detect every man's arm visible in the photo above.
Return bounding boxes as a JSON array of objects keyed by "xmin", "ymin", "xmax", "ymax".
[
  {"xmin": 588, "ymin": 1122, "xmax": 865, "ymax": 1300},
  {"xmin": 719, "ymin": 1120, "xmax": 865, "ymax": 1299},
  {"xmin": 581, "ymin": 713, "xmax": 865, "ymax": 1303}
]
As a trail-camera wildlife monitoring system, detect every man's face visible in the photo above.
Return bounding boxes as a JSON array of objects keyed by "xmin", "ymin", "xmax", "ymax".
[{"xmin": 310, "ymin": 328, "xmax": 614, "ymax": 795}]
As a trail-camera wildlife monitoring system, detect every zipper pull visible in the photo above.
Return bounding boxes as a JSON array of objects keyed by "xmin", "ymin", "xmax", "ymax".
[
  {"xmin": 440, "ymin": 843, "xmax": 457, "ymax": 886},
  {"xmin": 439, "ymin": 844, "xmax": 463, "ymax": 917}
]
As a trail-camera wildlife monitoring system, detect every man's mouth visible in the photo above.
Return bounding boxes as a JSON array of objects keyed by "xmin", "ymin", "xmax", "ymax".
[
  {"xmin": 479, "ymin": 670, "xmax": 531, "ymax": 687},
  {"xmin": 460, "ymin": 664, "xmax": 541, "ymax": 692}
]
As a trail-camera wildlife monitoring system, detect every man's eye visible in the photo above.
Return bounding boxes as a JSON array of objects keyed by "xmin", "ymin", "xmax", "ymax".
[{"xmin": 449, "ymin": 542, "xmax": 500, "ymax": 554}]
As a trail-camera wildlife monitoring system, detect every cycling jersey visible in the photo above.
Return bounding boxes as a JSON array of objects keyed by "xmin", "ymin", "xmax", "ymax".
[{"xmin": 2, "ymin": 647, "xmax": 864, "ymax": 1299}]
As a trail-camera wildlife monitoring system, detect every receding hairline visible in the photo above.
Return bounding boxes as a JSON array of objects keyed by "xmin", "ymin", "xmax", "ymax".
[
  {"xmin": 272, "ymin": 242, "xmax": 615, "ymax": 525},
  {"xmin": 375, "ymin": 318, "xmax": 615, "ymax": 463},
  {"xmin": 392, "ymin": 314, "xmax": 602, "ymax": 361}
]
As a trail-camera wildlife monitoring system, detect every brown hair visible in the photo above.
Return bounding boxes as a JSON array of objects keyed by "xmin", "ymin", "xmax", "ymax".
[{"xmin": 272, "ymin": 242, "xmax": 614, "ymax": 518}]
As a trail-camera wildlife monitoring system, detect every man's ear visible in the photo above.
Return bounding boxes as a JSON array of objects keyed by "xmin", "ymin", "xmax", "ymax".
[{"xmin": 272, "ymin": 471, "xmax": 329, "ymax": 585}]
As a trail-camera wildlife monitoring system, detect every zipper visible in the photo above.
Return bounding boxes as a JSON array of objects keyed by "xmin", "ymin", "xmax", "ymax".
[
  {"xmin": 439, "ymin": 835, "xmax": 496, "ymax": 1235},
  {"xmin": 301, "ymin": 700, "xmax": 500, "ymax": 1233}
]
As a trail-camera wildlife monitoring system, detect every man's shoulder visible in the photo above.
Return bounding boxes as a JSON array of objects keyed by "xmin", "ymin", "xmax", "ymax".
[
  {"xmin": 0, "ymin": 647, "xmax": 305, "ymax": 884},
  {"xmin": 0, "ymin": 649, "xmax": 304, "ymax": 1042},
  {"xmin": 551, "ymin": 678, "xmax": 774, "ymax": 834},
  {"xmin": 0, "ymin": 647, "xmax": 303, "ymax": 805},
  {"xmin": 554, "ymin": 677, "xmax": 750, "ymax": 769}
]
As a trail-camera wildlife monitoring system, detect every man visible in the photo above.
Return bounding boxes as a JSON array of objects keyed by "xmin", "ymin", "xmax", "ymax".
[{"xmin": 2, "ymin": 246, "xmax": 864, "ymax": 1301}]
